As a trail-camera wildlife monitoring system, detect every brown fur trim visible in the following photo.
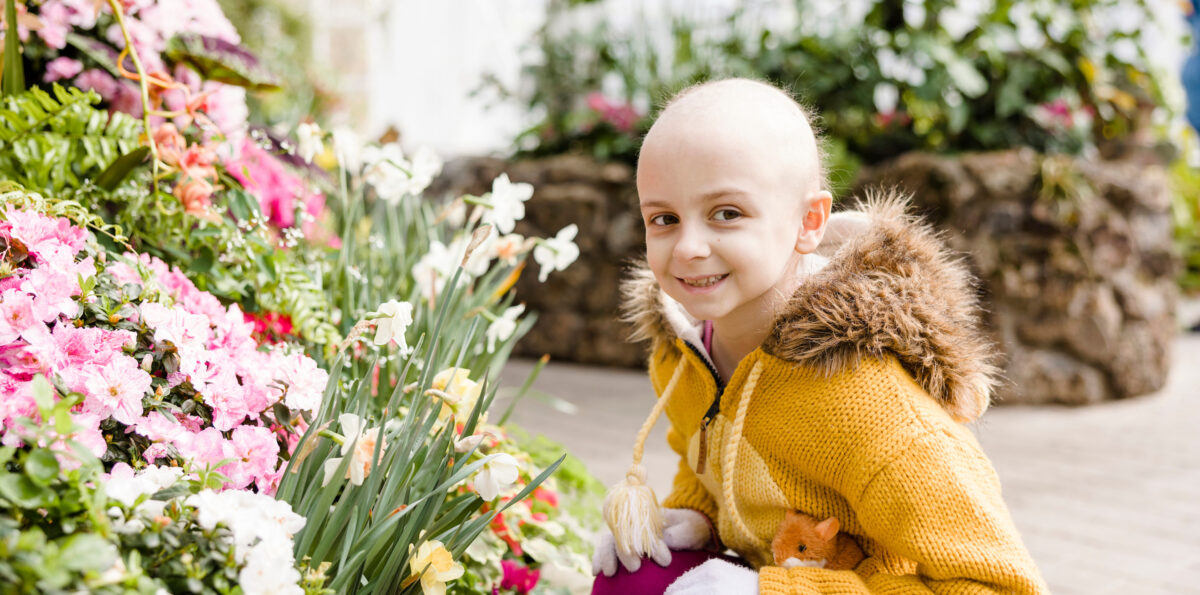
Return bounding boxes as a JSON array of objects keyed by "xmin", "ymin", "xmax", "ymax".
[
  {"xmin": 620, "ymin": 190, "xmax": 999, "ymax": 422},
  {"xmin": 619, "ymin": 260, "xmax": 670, "ymax": 349},
  {"xmin": 765, "ymin": 189, "xmax": 998, "ymax": 421}
]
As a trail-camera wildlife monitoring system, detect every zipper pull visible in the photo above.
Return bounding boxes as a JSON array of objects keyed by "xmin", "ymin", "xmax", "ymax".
[{"xmin": 696, "ymin": 416, "xmax": 710, "ymax": 474}]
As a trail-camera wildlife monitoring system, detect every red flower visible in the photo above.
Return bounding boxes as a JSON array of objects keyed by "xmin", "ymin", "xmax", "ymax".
[{"xmin": 500, "ymin": 560, "xmax": 540, "ymax": 594}]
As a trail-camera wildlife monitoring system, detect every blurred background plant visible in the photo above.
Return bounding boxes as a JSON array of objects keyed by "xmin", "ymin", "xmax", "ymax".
[
  {"xmin": 494, "ymin": 0, "xmax": 1186, "ymax": 198},
  {"xmin": 215, "ymin": 0, "xmax": 336, "ymax": 127}
]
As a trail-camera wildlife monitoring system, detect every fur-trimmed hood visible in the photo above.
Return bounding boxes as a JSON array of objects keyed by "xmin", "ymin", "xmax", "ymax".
[{"xmin": 620, "ymin": 191, "xmax": 998, "ymax": 422}]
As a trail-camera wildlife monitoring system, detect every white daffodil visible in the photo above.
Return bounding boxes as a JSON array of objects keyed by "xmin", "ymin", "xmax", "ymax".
[
  {"xmin": 332, "ymin": 127, "xmax": 363, "ymax": 172},
  {"xmin": 485, "ymin": 304, "xmax": 525, "ymax": 353},
  {"xmin": 372, "ymin": 299, "xmax": 413, "ymax": 352},
  {"xmin": 412, "ymin": 240, "xmax": 458, "ymax": 304},
  {"xmin": 490, "ymin": 233, "xmax": 527, "ymax": 266},
  {"xmin": 363, "ymin": 143, "xmax": 413, "ymax": 202},
  {"xmin": 322, "ymin": 413, "xmax": 385, "ymax": 487},
  {"xmin": 295, "ymin": 122, "xmax": 324, "ymax": 163},
  {"xmin": 472, "ymin": 453, "xmax": 520, "ymax": 501},
  {"xmin": 532, "ymin": 224, "xmax": 580, "ymax": 282},
  {"xmin": 408, "ymin": 146, "xmax": 444, "ymax": 197},
  {"xmin": 482, "ymin": 173, "xmax": 533, "ymax": 234}
]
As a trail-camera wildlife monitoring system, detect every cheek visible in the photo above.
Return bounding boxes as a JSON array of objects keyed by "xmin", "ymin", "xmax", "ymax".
[{"xmin": 644, "ymin": 237, "xmax": 671, "ymax": 277}]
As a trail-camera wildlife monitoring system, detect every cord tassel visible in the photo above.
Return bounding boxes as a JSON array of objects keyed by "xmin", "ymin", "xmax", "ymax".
[{"xmin": 604, "ymin": 356, "xmax": 686, "ymax": 562}]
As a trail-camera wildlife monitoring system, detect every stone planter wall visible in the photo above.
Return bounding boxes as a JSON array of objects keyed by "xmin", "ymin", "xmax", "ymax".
[
  {"xmin": 853, "ymin": 149, "xmax": 1179, "ymax": 405},
  {"xmin": 432, "ymin": 154, "xmax": 647, "ymax": 367}
]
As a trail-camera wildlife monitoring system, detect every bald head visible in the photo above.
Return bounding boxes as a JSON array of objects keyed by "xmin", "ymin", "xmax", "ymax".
[{"xmin": 641, "ymin": 79, "xmax": 824, "ymax": 195}]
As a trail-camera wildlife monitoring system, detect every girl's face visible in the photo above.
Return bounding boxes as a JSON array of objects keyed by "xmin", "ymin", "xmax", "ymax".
[{"xmin": 637, "ymin": 125, "xmax": 821, "ymax": 328}]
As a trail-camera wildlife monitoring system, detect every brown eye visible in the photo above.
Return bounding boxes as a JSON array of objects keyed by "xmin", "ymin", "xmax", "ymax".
[{"xmin": 797, "ymin": 544, "xmax": 807, "ymax": 553}]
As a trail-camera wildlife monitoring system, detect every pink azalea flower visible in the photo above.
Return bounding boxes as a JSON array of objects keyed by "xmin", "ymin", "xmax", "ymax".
[
  {"xmin": 227, "ymin": 425, "xmax": 279, "ymax": 488},
  {"xmin": 204, "ymin": 376, "xmax": 251, "ymax": 432},
  {"xmin": 0, "ymin": 375, "xmax": 38, "ymax": 429},
  {"xmin": 104, "ymin": 259, "xmax": 145, "ymax": 286},
  {"xmin": 3, "ymin": 206, "xmax": 88, "ymax": 258},
  {"xmin": 142, "ymin": 442, "xmax": 173, "ymax": 463},
  {"xmin": 274, "ymin": 352, "xmax": 328, "ymax": 413},
  {"xmin": 140, "ymin": 302, "xmax": 212, "ymax": 351},
  {"xmin": 225, "ymin": 137, "xmax": 325, "ymax": 231},
  {"xmin": 83, "ymin": 354, "xmax": 151, "ymax": 424},
  {"xmin": 0, "ymin": 289, "xmax": 38, "ymax": 345},
  {"xmin": 43, "ymin": 57, "xmax": 83, "ymax": 82},
  {"xmin": 63, "ymin": 411, "xmax": 108, "ymax": 458},
  {"xmin": 132, "ymin": 410, "xmax": 189, "ymax": 443},
  {"xmin": 178, "ymin": 427, "xmax": 233, "ymax": 474},
  {"xmin": 35, "ymin": 0, "xmax": 72, "ymax": 49},
  {"xmin": 18, "ymin": 265, "xmax": 80, "ymax": 322},
  {"xmin": 74, "ymin": 69, "xmax": 119, "ymax": 99}
]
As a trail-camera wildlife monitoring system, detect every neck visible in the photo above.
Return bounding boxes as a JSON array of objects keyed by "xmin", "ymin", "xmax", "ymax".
[{"xmin": 709, "ymin": 253, "xmax": 809, "ymax": 382}]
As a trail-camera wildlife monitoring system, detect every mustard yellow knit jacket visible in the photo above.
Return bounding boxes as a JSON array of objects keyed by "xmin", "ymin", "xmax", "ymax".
[{"xmin": 621, "ymin": 197, "xmax": 1048, "ymax": 594}]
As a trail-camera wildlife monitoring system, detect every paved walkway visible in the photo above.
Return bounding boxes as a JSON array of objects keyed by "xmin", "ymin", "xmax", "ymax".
[{"xmin": 496, "ymin": 335, "xmax": 1200, "ymax": 595}]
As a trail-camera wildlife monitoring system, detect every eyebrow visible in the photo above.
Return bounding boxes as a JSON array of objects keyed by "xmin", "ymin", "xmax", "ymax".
[{"xmin": 640, "ymin": 189, "xmax": 748, "ymax": 210}]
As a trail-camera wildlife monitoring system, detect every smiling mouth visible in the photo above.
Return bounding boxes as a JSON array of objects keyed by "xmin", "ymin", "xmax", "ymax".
[{"xmin": 679, "ymin": 274, "xmax": 728, "ymax": 288}]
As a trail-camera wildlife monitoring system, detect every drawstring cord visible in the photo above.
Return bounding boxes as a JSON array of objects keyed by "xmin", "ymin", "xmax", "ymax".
[
  {"xmin": 722, "ymin": 360, "xmax": 767, "ymax": 551},
  {"xmin": 603, "ymin": 355, "xmax": 688, "ymax": 561}
]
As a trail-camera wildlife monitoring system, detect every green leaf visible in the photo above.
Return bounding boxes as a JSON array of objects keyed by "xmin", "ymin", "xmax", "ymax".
[
  {"xmin": 26, "ymin": 449, "xmax": 60, "ymax": 486},
  {"xmin": 93, "ymin": 146, "xmax": 150, "ymax": 191},
  {"xmin": 65, "ymin": 33, "xmax": 128, "ymax": 79},
  {"xmin": 31, "ymin": 374, "xmax": 55, "ymax": 419},
  {"xmin": 60, "ymin": 534, "xmax": 118, "ymax": 572},
  {"xmin": 226, "ymin": 188, "xmax": 262, "ymax": 221},
  {"xmin": 164, "ymin": 34, "xmax": 281, "ymax": 90},
  {"xmin": 191, "ymin": 246, "xmax": 215, "ymax": 274},
  {"xmin": 0, "ymin": 472, "xmax": 53, "ymax": 508},
  {"xmin": 2, "ymin": 0, "xmax": 25, "ymax": 95}
]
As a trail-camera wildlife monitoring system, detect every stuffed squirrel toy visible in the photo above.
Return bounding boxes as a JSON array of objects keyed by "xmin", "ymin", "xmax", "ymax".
[{"xmin": 771, "ymin": 510, "xmax": 865, "ymax": 571}]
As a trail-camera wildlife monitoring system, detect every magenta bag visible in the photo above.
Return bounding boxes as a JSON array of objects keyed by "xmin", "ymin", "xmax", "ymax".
[{"xmin": 591, "ymin": 550, "xmax": 749, "ymax": 595}]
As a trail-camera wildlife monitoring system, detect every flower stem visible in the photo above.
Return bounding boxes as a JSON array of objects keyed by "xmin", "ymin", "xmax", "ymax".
[{"xmin": 106, "ymin": 0, "xmax": 160, "ymax": 196}]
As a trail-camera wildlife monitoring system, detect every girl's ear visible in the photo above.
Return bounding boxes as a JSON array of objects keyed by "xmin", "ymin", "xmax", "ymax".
[{"xmin": 795, "ymin": 190, "xmax": 832, "ymax": 254}]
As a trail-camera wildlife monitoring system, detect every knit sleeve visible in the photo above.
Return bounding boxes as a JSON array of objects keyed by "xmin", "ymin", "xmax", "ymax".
[
  {"xmin": 660, "ymin": 423, "xmax": 719, "ymax": 523},
  {"xmin": 757, "ymin": 430, "xmax": 1048, "ymax": 594}
]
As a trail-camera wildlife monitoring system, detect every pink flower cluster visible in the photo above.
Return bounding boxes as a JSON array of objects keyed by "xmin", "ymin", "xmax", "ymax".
[
  {"xmin": 0, "ymin": 207, "xmax": 329, "ymax": 493},
  {"xmin": 31, "ymin": 0, "xmax": 248, "ymax": 134},
  {"xmin": 586, "ymin": 92, "xmax": 641, "ymax": 133},
  {"xmin": 226, "ymin": 137, "xmax": 329, "ymax": 236}
]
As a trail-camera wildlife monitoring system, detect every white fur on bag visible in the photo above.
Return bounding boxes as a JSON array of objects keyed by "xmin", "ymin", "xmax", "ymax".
[{"xmin": 664, "ymin": 558, "xmax": 759, "ymax": 595}]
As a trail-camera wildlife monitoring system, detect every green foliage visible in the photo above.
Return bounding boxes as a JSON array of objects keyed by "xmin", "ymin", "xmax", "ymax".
[
  {"xmin": 2, "ymin": 0, "xmax": 24, "ymax": 94},
  {"xmin": 1170, "ymin": 156, "xmax": 1200, "ymax": 292},
  {"xmin": 506, "ymin": 0, "xmax": 1183, "ymax": 168},
  {"xmin": 215, "ymin": 0, "xmax": 332, "ymax": 126},
  {"xmin": 165, "ymin": 33, "xmax": 282, "ymax": 91},
  {"xmin": 0, "ymin": 381, "xmax": 270, "ymax": 594},
  {"xmin": 0, "ymin": 85, "xmax": 142, "ymax": 195}
]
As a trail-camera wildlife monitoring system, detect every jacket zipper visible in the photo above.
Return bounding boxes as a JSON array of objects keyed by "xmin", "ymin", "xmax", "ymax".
[{"xmin": 684, "ymin": 341, "xmax": 724, "ymax": 474}]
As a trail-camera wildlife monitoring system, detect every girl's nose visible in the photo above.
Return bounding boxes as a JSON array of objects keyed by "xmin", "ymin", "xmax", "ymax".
[{"xmin": 672, "ymin": 224, "xmax": 711, "ymax": 261}]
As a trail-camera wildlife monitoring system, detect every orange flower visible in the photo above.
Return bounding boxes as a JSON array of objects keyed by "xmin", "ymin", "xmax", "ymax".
[
  {"xmin": 174, "ymin": 178, "xmax": 216, "ymax": 220},
  {"xmin": 153, "ymin": 124, "xmax": 186, "ymax": 166},
  {"xmin": 179, "ymin": 145, "xmax": 218, "ymax": 182}
]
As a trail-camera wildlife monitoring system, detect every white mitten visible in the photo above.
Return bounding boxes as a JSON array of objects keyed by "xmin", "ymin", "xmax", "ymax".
[
  {"xmin": 591, "ymin": 528, "xmax": 672, "ymax": 577},
  {"xmin": 662, "ymin": 508, "xmax": 714, "ymax": 550},
  {"xmin": 664, "ymin": 558, "xmax": 758, "ymax": 595}
]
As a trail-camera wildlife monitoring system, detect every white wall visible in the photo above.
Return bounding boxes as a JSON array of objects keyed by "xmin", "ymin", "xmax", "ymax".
[{"xmin": 308, "ymin": 0, "xmax": 548, "ymax": 157}]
